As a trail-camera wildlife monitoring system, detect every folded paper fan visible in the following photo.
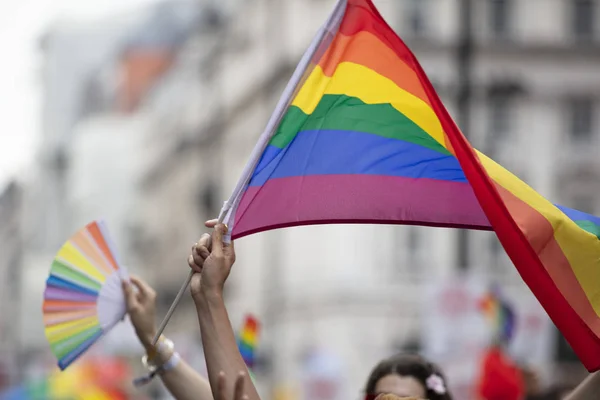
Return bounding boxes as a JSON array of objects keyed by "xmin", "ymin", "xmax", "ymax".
[{"xmin": 43, "ymin": 220, "xmax": 128, "ymax": 370}]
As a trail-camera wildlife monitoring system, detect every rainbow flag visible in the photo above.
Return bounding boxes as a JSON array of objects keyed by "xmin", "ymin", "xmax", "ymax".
[
  {"xmin": 237, "ymin": 315, "xmax": 260, "ymax": 369},
  {"xmin": 223, "ymin": 0, "xmax": 600, "ymax": 370},
  {"xmin": 479, "ymin": 288, "xmax": 516, "ymax": 344}
]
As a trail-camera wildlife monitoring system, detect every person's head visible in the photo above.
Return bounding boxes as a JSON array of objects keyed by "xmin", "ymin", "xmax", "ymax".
[
  {"xmin": 375, "ymin": 395, "xmax": 420, "ymax": 400},
  {"xmin": 364, "ymin": 354, "xmax": 452, "ymax": 400}
]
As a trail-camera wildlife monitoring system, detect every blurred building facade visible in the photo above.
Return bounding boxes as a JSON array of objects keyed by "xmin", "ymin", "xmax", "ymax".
[
  {"xmin": 131, "ymin": 0, "xmax": 600, "ymax": 397},
  {"xmin": 18, "ymin": 6, "xmax": 153, "ymax": 353},
  {"xmin": 19, "ymin": 0, "xmax": 208, "ymax": 346},
  {"xmin": 0, "ymin": 181, "xmax": 23, "ymax": 389},
  {"xmin": 19, "ymin": 0, "xmax": 600, "ymax": 398}
]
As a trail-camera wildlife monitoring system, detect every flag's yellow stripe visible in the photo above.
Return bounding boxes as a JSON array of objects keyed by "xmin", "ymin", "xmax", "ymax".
[
  {"xmin": 478, "ymin": 151, "xmax": 600, "ymax": 315},
  {"xmin": 292, "ymin": 62, "xmax": 447, "ymax": 149}
]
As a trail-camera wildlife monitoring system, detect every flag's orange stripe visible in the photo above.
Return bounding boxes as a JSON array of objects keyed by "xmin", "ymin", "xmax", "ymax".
[
  {"xmin": 494, "ymin": 184, "xmax": 600, "ymax": 335},
  {"xmin": 339, "ymin": 0, "xmax": 418, "ymax": 71},
  {"xmin": 477, "ymin": 151, "xmax": 600, "ymax": 311},
  {"xmin": 318, "ymin": 31, "xmax": 431, "ymax": 106}
]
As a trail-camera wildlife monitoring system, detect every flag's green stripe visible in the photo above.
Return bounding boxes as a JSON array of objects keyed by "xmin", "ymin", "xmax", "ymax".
[
  {"xmin": 575, "ymin": 220, "xmax": 600, "ymax": 239},
  {"xmin": 270, "ymin": 94, "xmax": 451, "ymax": 155}
]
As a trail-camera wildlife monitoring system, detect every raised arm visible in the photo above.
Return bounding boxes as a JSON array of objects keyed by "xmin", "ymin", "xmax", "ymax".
[
  {"xmin": 123, "ymin": 276, "xmax": 212, "ymax": 400},
  {"xmin": 188, "ymin": 221, "xmax": 261, "ymax": 400},
  {"xmin": 564, "ymin": 371, "xmax": 600, "ymax": 400}
]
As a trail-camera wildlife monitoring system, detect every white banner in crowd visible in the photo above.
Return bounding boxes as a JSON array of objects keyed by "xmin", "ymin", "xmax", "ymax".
[{"xmin": 421, "ymin": 274, "xmax": 554, "ymax": 399}]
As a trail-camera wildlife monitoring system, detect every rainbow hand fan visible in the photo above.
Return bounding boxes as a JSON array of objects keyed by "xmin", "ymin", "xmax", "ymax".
[{"xmin": 43, "ymin": 220, "xmax": 128, "ymax": 370}]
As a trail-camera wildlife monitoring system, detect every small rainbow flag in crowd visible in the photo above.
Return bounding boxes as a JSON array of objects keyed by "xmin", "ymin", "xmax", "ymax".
[
  {"xmin": 222, "ymin": 0, "xmax": 600, "ymax": 370},
  {"xmin": 237, "ymin": 315, "xmax": 260, "ymax": 369},
  {"xmin": 480, "ymin": 288, "xmax": 516, "ymax": 343}
]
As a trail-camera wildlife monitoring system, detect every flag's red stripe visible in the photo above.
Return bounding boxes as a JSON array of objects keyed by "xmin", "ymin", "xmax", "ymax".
[
  {"xmin": 494, "ymin": 184, "xmax": 600, "ymax": 336},
  {"xmin": 399, "ymin": 13, "xmax": 600, "ymax": 368},
  {"xmin": 339, "ymin": 0, "xmax": 419, "ymax": 70},
  {"xmin": 232, "ymin": 174, "xmax": 491, "ymax": 240}
]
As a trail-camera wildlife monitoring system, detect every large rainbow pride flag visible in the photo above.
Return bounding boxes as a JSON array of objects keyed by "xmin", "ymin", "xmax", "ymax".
[{"xmin": 223, "ymin": 0, "xmax": 600, "ymax": 370}]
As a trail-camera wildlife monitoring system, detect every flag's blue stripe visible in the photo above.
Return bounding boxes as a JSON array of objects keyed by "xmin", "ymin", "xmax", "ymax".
[
  {"xmin": 250, "ymin": 129, "xmax": 467, "ymax": 187},
  {"xmin": 249, "ymin": 130, "xmax": 600, "ymax": 228},
  {"xmin": 556, "ymin": 205, "xmax": 600, "ymax": 227}
]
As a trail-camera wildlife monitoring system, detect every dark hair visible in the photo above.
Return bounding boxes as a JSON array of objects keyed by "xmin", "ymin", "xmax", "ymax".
[
  {"xmin": 365, "ymin": 354, "xmax": 453, "ymax": 400},
  {"xmin": 526, "ymin": 385, "xmax": 575, "ymax": 400}
]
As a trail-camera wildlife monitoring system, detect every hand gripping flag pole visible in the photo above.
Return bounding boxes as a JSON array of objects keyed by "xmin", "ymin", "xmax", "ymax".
[
  {"xmin": 151, "ymin": 0, "xmax": 347, "ymax": 344},
  {"xmin": 151, "ymin": 202, "xmax": 230, "ymax": 346}
]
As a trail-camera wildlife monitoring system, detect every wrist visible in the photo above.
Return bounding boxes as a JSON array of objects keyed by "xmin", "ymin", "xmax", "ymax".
[
  {"xmin": 146, "ymin": 335, "xmax": 174, "ymax": 363},
  {"xmin": 193, "ymin": 288, "xmax": 223, "ymax": 307},
  {"xmin": 137, "ymin": 330, "xmax": 157, "ymax": 350},
  {"xmin": 134, "ymin": 337, "xmax": 179, "ymax": 387}
]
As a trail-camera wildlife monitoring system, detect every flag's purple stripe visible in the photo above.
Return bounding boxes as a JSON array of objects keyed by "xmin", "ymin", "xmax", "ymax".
[
  {"xmin": 249, "ymin": 130, "xmax": 467, "ymax": 187},
  {"xmin": 233, "ymin": 174, "xmax": 492, "ymax": 239},
  {"xmin": 44, "ymin": 286, "xmax": 97, "ymax": 303}
]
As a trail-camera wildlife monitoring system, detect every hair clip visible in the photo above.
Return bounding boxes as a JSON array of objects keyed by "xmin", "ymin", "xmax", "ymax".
[{"xmin": 426, "ymin": 374, "xmax": 446, "ymax": 394}]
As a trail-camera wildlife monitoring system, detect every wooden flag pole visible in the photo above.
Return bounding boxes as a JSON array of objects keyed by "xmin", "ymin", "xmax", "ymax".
[
  {"xmin": 152, "ymin": 208, "xmax": 229, "ymax": 346},
  {"xmin": 152, "ymin": 270, "xmax": 193, "ymax": 345}
]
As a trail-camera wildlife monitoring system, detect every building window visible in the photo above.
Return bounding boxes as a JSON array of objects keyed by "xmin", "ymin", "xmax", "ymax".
[
  {"xmin": 406, "ymin": 226, "xmax": 425, "ymax": 280},
  {"xmin": 197, "ymin": 182, "xmax": 220, "ymax": 219},
  {"xmin": 489, "ymin": 234, "xmax": 503, "ymax": 258},
  {"xmin": 571, "ymin": 0, "xmax": 596, "ymax": 41},
  {"xmin": 554, "ymin": 328, "xmax": 579, "ymax": 362},
  {"xmin": 568, "ymin": 97, "xmax": 594, "ymax": 142},
  {"xmin": 407, "ymin": 0, "xmax": 427, "ymax": 36},
  {"xmin": 488, "ymin": 233, "xmax": 506, "ymax": 272},
  {"xmin": 489, "ymin": 0, "xmax": 512, "ymax": 38},
  {"xmin": 408, "ymin": 226, "xmax": 421, "ymax": 260},
  {"xmin": 428, "ymin": 77, "xmax": 443, "ymax": 95},
  {"xmin": 487, "ymin": 94, "xmax": 512, "ymax": 148}
]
